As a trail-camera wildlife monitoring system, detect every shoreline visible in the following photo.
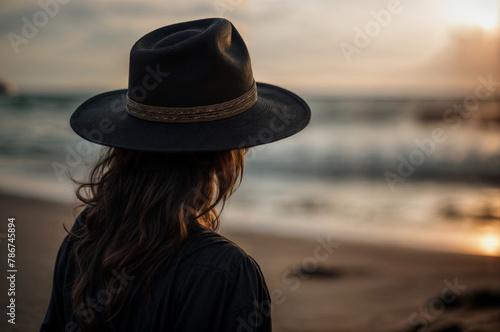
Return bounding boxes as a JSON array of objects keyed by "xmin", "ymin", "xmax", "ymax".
[
  {"xmin": 1, "ymin": 192, "xmax": 499, "ymax": 331},
  {"xmin": 2, "ymin": 182, "xmax": 498, "ymax": 258}
]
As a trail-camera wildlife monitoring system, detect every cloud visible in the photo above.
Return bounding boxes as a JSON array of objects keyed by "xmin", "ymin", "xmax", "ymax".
[
  {"xmin": 425, "ymin": 26, "xmax": 500, "ymax": 77},
  {"xmin": 1, "ymin": 0, "xmax": 497, "ymax": 95},
  {"xmin": 415, "ymin": 26, "xmax": 500, "ymax": 95}
]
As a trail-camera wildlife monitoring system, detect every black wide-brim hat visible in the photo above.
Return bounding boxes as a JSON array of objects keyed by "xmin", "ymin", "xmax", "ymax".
[{"xmin": 70, "ymin": 18, "xmax": 310, "ymax": 152}]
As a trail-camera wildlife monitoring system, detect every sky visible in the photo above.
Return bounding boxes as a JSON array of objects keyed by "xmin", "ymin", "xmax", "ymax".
[{"xmin": 0, "ymin": 0, "xmax": 499, "ymax": 96}]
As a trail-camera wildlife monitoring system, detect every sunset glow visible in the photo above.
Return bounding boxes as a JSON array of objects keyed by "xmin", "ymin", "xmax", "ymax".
[
  {"xmin": 443, "ymin": 0, "xmax": 500, "ymax": 30},
  {"xmin": 480, "ymin": 234, "xmax": 500, "ymax": 256}
]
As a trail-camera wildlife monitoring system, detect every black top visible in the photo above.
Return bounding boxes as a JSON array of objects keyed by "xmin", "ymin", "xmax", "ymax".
[{"xmin": 40, "ymin": 211, "xmax": 272, "ymax": 331}]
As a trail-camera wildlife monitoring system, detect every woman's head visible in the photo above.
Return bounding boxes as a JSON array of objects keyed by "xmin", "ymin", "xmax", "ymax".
[{"xmin": 69, "ymin": 147, "xmax": 247, "ymax": 329}]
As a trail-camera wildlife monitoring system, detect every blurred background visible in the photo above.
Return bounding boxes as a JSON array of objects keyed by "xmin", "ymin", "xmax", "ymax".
[
  {"xmin": 0, "ymin": 0, "xmax": 499, "ymax": 331},
  {"xmin": 1, "ymin": 0, "xmax": 498, "ymax": 256}
]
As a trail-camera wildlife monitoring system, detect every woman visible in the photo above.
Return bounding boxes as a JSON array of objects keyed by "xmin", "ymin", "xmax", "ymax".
[{"xmin": 41, "ymin": 18, "xmax": 310, "ymax": 331}]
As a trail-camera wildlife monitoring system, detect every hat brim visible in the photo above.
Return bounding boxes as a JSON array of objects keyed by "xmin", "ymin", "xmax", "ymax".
[{"xmin": 70, "ymin": 82, "xmax": 310, "ymax": 152}]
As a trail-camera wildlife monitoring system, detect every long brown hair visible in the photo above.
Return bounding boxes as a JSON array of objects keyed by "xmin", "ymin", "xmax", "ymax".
[{"xmin": 67, "ymin": 147, "xmax": 246, "ymax": 330}]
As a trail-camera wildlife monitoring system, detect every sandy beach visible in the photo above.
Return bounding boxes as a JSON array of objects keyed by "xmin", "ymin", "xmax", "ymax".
[{"xmin": 1, "ymin": 193, "xmax": 499, "ymax": 332}]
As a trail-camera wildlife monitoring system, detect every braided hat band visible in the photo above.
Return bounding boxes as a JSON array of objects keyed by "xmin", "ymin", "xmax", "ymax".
[{"xmin": 126, "ymin": 82, "xmax": 258, "ymax": 123}]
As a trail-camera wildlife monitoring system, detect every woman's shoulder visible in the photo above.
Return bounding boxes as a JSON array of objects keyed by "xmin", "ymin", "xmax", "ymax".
[
  {"xmin": 179, "ymin": 225, "xmax": 262, "ymax": 280},
  {"xmin": 152, "ymin": 227, "xmax": 271, "ymax": 332}
]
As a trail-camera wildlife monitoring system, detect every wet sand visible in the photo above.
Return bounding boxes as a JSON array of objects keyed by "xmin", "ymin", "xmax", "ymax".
[{"xmin": 0, "ymin": 193, "xmax": 499, "ymax": 332}]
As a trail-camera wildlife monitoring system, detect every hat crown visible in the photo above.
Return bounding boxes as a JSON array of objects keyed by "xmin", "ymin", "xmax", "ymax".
[
  {"xmin": 70, "ymin": 18, "xmax": 310, "ymax": 152},
  {"xmin": 127, "ymin": 18, "xmax": 254, "ymax": 108}
]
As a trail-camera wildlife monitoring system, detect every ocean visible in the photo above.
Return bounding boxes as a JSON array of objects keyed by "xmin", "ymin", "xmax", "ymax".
[{"xmin": 0, "ymin": 94, "xmax": 499, "ymax": 256}]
